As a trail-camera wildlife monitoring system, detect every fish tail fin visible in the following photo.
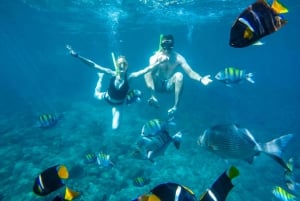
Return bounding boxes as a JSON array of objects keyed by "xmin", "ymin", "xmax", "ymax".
[
  {"xmin": 172, "ymin": 131, "xmax": 183, "ymax": 149},
  {"xmin": 246, "ymin": 73, "xmax": 255, "ymax": 84},
  {"xmin": 64, "ymin": 187, "xmax": 80, "ymax": 201},
  {"xmin": 272, "ymin": 0, "xmax": 289, "ymax": 14},
  {"xmin": 263, "ymin": 134, "xmax": 294, "ymax": 170}
]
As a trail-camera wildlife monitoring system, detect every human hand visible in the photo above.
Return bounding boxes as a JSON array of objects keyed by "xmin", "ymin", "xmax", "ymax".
[{"xmin": 200, "ymin": 75, "xmax": 213, "ymax": 86}]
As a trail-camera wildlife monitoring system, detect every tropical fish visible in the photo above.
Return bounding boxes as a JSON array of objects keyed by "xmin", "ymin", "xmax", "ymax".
[
  {"xmin": 135, "ymin": 130, "xmax": 182, "ymax": 161},
  {"xmin": 197, "ymin": 124, "xmax": 293, "ymax": 170},
  {"xmin": 141, "ymin": 118, "xmax": 175, "ymax": 137},
  {"xmin": 126, "ymin": 89, "xmax": 142, "ymax": 105},
  {"xmin": 215, "ymin": 67, "xmax": 254, "ymax": 86},
  {"xmin": 230, "ymin": 0, "xmax": 288, "ymax": 48},
  {"xmin": 272, "ymin": 186, "xmax": 296, "ymax": 201},
  {"xmin": 285, "ymin": 157, "xmax": 300, "ymax": 193},
  {"xmin": 96, "ymin": 152, "xmax": 114, "ymax": 168},
  {"xmin": 200, "ymin": 166, "xmax": 240, "ymax": 201},
  {"xmin": 133, "ymin": 176, "xmax": 151, "ymax": 187},
  {"xmin": 35, "ymin": 113, "xmax": 63, "ymax": 128},
  {"xmin": 33, "ymin": 165, "xmax": 79, "ymax": 200},
  {"xmin": 132, "ymin": 166, "xmax": 239, "ymax": 201},
  {"xmin": 33, "ymin": 165, "xmax": 69, "ymax": 196},
  {"xmin": 52, "ymin": 187, "xmax": 80, "ymax": 201},
  {"xmin": 84, "ymin": 153, "xmax": 97, "ymax": 164}
]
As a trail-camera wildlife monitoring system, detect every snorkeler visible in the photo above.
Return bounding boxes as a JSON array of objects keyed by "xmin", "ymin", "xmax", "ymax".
[
  {"xmin": 67, "ymin": 45, "xmax": 165, "ymax": 129},
  {"xmin": 144, "ymin": 34, "xmax": 213, "ymax": 116}
]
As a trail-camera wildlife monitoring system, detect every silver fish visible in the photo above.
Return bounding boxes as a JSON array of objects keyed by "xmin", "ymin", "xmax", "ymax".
[
  {"xmin": 198, "ymin": 124, "xmax": 293, "ymax": 170},
  {"xmin": 136, "ymin": 130, "xmax": 182, "ymax": 161}
]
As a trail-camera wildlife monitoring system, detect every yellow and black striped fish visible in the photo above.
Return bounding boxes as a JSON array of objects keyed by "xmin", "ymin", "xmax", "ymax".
[
  {"xmin": 36, "ymin": 113, "xmax": 63, "ymax": 128},
  {"xmin": 272, "ymin": 186, "xmax": 296, "ymax": 201},
  {"xmin": 84, "ymin": 153, "xmax": 97, "ymax": 164},
  {"xmin": 133, "ymin": 176, "xmax": 151, "ymax": 187},
  {"xmin": 215, "ymin": 67, "xmax": 254, "ymax": 86}
]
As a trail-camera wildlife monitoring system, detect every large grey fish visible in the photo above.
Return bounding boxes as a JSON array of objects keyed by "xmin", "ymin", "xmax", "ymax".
[
  {"xmin": 197, "ymin": 124, "xmax": 293, "ymax": 170},
  {"xmin": 135, "ymin": 130, "xmax": 182, "ymax": 162}
]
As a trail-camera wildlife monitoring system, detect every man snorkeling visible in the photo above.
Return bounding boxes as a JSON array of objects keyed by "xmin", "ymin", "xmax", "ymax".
[
  {"xmin": 144, "ymin": 34, "xmax": 213, "ymax": 116},
  {"xmin": 67, "ymin": 45, "xmax": 164, "ymax": 130}
]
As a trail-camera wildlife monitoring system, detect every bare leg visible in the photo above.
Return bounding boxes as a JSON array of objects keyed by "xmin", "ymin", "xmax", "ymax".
[
  {"xmin": 94, "ymin": 73, "xmax": 105, "ymax": 100},
  {"xmin": 144, "ymin": 72, "xmax": 159, "ymax": 107},
  {"xmin": 168, "ymin": 72, "xmax": 183, "ymax": 115},
  {"xmin": 112, "ymin": 107, "xmax": 120, "ymax": 130}
]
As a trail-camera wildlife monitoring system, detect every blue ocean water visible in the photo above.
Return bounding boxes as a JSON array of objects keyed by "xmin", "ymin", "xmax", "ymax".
[{"xmin": 0, "ymin": 0, "xmax": 299, "ymax": 200}]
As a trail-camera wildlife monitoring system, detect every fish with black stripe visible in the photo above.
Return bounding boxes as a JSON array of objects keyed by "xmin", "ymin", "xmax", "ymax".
[
  {"xmin": 215, "ymin": 67, "xmax": 254, "ymax": 86},
  {"xmin": 35, "ymin": 113, "xmax": 63, "ymax": 128},
  {"xmin": 230, "ymin": 0, "xmax": 288, "ymax": 48},
  {"xmin": 273, "ymin": 186, "xmax": 296, "ymax": 201}
]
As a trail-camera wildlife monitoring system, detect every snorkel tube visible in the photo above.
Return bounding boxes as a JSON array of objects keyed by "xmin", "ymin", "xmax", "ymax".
[
  {"xmin": 158, "ymin": 34, "xmax": 163, "ymax": 52},
  {"xmin": 111, "ymin": 52, "xmax": 119, "ymax": 76}
]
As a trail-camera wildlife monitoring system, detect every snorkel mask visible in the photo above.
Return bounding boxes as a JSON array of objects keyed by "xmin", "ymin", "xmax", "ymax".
[
  {"xmin": 117, "ymin": 56, "xmax": 128, "ymax": 73},
  {"xmin": 160, "ymin": 34, "xmax": 174, "ymax": 51}
]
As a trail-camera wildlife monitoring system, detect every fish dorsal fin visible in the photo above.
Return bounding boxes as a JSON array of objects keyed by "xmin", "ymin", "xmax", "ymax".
[
  {"xmin": 64, "ymin": 187, "xmax": 80, "ymax": 201},
  {"xmin": 272, "ymin": 0, "xmax": 288, "ymax": 14}
]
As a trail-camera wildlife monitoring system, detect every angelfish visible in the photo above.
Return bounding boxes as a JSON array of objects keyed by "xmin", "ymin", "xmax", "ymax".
[{"xmin": 230, "ymin": 0, "xmax": 288, "ymax": 48}]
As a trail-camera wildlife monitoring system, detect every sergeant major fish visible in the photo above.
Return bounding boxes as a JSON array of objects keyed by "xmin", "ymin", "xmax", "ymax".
[
  {"xmin": 35, "ymin": 113, "xmax": 63, "ymax": 128},
  {"xmin": 215, "ymin": 67, "xmax": 254, "ymax": 86},
  {"xmin": 126, "ymin": 89, "xmax": 142, "ymax": 105},
  {"xmin": 197, "ymin": 124, "xmax": 293, "ymax": 170},
  {"xmin": 96, "ymin": 152, "xmax": 114, "ymax": 168},
  {"xmin": 141, "ymin": 118, "xmax": 175, "ymax": 137},
  {"xmin": 136, "ymin": 130, "xmax": 182, "ymax": 162},
  {"xmin": 272, "ymin": 186, "xmax": 296, "ymax": 201},
  {"xmin": 284, "ymin": 157, "xmax": 300, "ymax": 193}
]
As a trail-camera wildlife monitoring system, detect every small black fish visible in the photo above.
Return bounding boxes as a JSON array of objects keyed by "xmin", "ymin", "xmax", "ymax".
[{"xmin": 230, "ymin": 0, "xmax": 288, "ymax": 48}]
